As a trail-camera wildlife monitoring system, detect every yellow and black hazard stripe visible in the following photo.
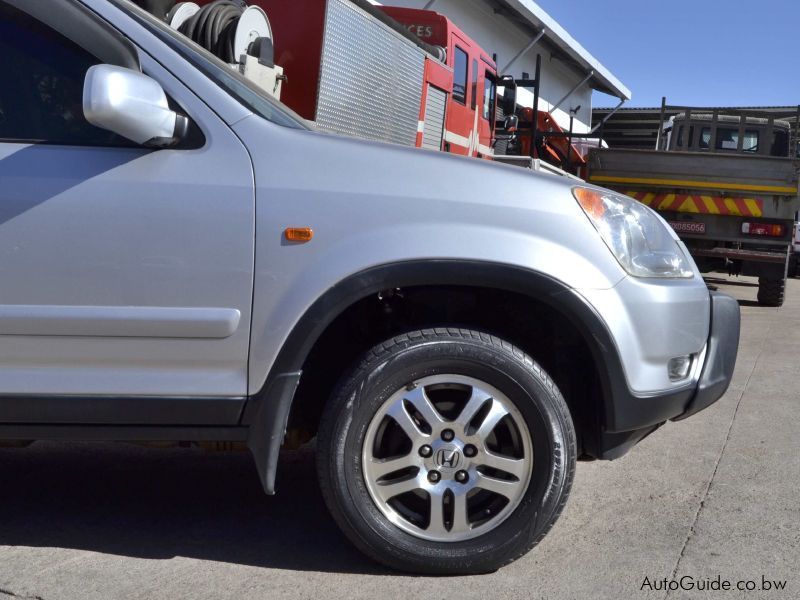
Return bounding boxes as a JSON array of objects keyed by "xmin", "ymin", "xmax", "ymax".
[{"xmin": 625, "ymin": 191, "xmax": 763, "ymax": 217}]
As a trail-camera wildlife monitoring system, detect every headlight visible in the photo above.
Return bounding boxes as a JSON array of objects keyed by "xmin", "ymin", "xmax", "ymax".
[{"xmin": 573, "ymin": 186, "xmax": 695, "ymax": 279}]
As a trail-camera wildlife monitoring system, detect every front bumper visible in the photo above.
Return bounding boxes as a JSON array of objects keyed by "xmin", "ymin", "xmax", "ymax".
[
  {"xmin": 596, "ymin": 291, "xmax": 740, "ymax": 458},
  {"xmin": 672, "ymin": 291, "xmax": 740, "ymax": 421}
]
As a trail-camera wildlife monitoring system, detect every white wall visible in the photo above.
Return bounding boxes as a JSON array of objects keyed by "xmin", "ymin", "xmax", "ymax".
[{"xmin": 382, "ymin": 0, "xmax": 594, "ymax": 133}]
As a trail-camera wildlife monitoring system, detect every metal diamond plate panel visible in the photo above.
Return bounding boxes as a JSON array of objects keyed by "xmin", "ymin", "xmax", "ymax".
[{"xmin": 316, "ymin": 0, "xmax": 425, "ymax": 147}]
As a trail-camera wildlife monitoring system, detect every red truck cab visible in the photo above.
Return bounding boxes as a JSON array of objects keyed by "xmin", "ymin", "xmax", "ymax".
[{"xmin": 380, "ymin": 6, "xmax": 498, "ymax": 158}]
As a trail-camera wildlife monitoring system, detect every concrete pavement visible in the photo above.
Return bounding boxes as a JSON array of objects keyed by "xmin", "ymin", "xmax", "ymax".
[{"xmin": 0, "ymin": 276, "xmax": 797, "ymax": 600}]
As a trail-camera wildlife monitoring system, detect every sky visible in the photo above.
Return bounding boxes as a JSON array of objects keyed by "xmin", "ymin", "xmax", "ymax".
[{"xmin": 532, "ymin": 0, "xmax": 800, "ymax": 108}]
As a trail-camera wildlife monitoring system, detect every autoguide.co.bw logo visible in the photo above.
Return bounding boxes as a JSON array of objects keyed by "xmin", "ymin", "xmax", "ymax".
[{"xmin": 641, "ymin": 574, "xmax": 787, "ymax": 593}]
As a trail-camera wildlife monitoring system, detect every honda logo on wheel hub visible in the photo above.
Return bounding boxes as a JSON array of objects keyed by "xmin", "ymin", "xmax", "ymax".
[{"xmin": 435, "ymin": 446, "xmax": 462, "ymax": 470}]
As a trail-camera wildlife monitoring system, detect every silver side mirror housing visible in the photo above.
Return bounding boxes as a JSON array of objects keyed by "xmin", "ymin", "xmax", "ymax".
[
  {"xmin": 504, "ymin": 114, "xmax": 519, "ymax": 133},
  {"xmin": 83, "ymin": 64, "xmax": 188, "ymax": 147}
]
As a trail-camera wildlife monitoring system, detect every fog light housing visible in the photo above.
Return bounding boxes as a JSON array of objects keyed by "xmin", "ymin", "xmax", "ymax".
[{"xmin": 668, "ymin": 355, "xmax": 693, "ymax": 381}]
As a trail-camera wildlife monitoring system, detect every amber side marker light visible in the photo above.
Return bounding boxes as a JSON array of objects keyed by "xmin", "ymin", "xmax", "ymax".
[
  {"xmin": 284, "ymin": 227, "xmax": 314, "ymax": 242},
  {"xmin": 572, "ymin": 187, "xmax": 606, "ymax": 220}
]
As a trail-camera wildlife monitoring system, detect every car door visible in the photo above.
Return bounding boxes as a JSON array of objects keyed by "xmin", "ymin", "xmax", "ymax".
[{"xmin": 0, "ymin": 1, "xmax": 254, "ymax": 423}]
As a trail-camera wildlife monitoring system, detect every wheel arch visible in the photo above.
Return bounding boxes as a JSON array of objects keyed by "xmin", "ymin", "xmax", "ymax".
[{"xmin": 244, "ymin": 260, "xmax": 627, "ymax": 494}]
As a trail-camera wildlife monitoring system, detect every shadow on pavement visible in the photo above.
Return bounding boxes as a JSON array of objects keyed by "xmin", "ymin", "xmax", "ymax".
[
  {"xmin": 0, "ymin": 441, "xmax": 389, "ymax": 575},
  {"xmin": 737, "ymin": 299, "xmax": 762, "ymax": 307},
  {"xmin": 703, "ymin": 277, "xmax": 758, "ymax": 288}
]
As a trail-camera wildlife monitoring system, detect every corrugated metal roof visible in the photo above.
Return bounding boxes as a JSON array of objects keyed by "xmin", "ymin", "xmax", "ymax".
[{"xmin": 500, "ymin": 0, "xmax": 631, "ymax": 101}]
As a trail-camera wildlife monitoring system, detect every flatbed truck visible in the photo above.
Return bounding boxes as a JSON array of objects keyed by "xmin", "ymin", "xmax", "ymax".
[{"xmin": 588, "ymin": 106, "xmax": 800, "ymax": 306}]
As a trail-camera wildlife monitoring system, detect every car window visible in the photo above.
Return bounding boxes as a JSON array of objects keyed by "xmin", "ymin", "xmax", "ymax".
[
  {"xmin": 453, "ymin": 47, "xmax": 468, "ymax": 105},
  {"xmin": 0, "ymin": 2, "xmax": 135, "ymax": 146}
]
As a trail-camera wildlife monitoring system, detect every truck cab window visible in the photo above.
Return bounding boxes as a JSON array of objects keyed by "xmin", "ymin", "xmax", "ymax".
[
  {"xmin": 482, "ymin": 73, "xmax": 496, "ymax": 121},
  {"xmin": 699, "ymin": 128, "xmax": 711, "ymax": 149},
  {"xmin": 741, "ymin": 130, "xmax": 759, "ymax": 153},
  {"xmin": 771, "ymin": 129, "xmax": 789, "ymax": 157},
  {"xmin": 715, "ymin": 127, "xmax": 739, "ymax": 151},
  {"xmin": 709, "ymin": 127, "xmax": 759, "ymax": 153},
  {"xmin": 676, "ymin": 125, "xmax": 694, "ymax": 149},
  {"xmin": 0, "ymin": 2, "xmax": 133, "ymax": 146},
  {"xmin": 453, "ymin": 46, "xmax": 468, "ymax": 105}
]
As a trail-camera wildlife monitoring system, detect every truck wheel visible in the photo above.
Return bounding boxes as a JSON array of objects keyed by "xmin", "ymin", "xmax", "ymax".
[
  {"xmin": 757, "ymin": 277, "xmax": 785, "ymax": 307},
  {"xmin": 788, "ymin": 255, "xmax": 798, "ymax": 279},
  {"xmin": 316, "ymin": 328, "xmax": 576, "ymax": 574}
]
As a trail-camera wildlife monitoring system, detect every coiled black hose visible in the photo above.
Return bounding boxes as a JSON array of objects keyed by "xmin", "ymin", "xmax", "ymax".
[{"xmin": 179, "ymin": 1, "xmax": 248, "ymax": 63}]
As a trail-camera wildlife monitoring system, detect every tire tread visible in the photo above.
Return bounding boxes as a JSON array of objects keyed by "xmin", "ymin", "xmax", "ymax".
[
  {"xmin": 316, "ymin": 328, "xmax": 576, "ymax": 574},
  {"xmin": 757, "ymin": 277, "xmax": 785, "ymax": 307}
]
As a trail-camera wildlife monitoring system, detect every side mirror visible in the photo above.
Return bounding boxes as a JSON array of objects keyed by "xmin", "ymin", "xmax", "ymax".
[
  {"xmin": 503, "ymin": 115, "xmax": 519, "ymax": 133},
  {"xmin": 499, "ymin": 75, "xmax": 517, "ymax": 115},
  {"xmin": 83, "ymin": 64, "xmax": 188, "ymax": 147}
]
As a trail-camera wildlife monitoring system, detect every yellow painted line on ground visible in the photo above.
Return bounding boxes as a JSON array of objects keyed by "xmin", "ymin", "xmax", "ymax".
[{"xmin": 588, "ymin": 175, "xmax": 797, "ymax": 194}]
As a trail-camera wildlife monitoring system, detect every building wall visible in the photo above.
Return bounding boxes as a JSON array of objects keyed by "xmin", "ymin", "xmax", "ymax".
[{"xmin": 380, "ymin": 0, "xmax": 594, "ymax": 133}]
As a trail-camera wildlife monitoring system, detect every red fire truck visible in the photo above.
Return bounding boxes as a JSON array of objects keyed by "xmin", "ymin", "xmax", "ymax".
[
  {"xmin": 380, "ymin": 5, "xmax": 498, "ymax": 158},
  {"xmin": 180, "ymin": 0, "xmax": 497, "ymax": 158},
  {"xmin": 156, "ymin": 0, "xmax": 584, "ymax": 171},
  {"xmin": 244, "ymin": 0, "xmax": 498, "ymax": 159}
]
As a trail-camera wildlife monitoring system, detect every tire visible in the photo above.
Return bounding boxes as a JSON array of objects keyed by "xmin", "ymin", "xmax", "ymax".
[
  {"xmin": 757, "ymin": 277, "xmax": 785, "ymax": 307},
  {"xmin": 316, "ymin": 328, "xmax": 576, "ymax": 575},
  {"xmin": 788, "ymin": 255, "xmax": 798, "ymax": 279}
]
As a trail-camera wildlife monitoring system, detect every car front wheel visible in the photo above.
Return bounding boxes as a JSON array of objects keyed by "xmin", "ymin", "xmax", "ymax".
[{"xmin": 316, "ymin": 328, "xmax": 576, "ymax": 574}]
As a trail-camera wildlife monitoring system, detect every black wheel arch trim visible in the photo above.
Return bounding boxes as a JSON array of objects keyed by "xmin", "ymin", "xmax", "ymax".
[
  {"xmin": 245, "ymin": 260, "xmax": 699, "ymax": 493},
  {"xmin": 246, "ymin": 259, "xmax": 625, "ymax": 410}
]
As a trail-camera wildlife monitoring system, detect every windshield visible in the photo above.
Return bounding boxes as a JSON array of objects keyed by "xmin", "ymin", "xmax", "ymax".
[{"xmin": 106, "ymin": 0, "xmax": 308, "ymax": 130}]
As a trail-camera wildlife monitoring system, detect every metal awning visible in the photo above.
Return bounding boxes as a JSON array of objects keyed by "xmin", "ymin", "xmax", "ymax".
[{"xmin": 497, "ymin": 0, "xmax": 631, "ymax": 101}]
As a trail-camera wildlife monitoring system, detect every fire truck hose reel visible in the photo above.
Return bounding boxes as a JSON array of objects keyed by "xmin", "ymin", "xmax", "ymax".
[
  {"xmin": 178, "ymin": 1, "xmax": 243, "ymax": 63},
  {"xmin": 173, "ymin": 1, "xmax": 273, "ymax": 66},
  {"xmin": 167, "ymin": 2, "xmax": 200, "ymax": 29}
]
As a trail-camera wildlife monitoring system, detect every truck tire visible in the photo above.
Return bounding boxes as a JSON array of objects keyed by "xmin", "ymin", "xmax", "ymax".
[
  {"xmin": 788, "ymin": 255, "xmax": 798, "ymax": 279},
  {"xmin": 757, "ymin": 277, "xmax": 785, "ymax": 307},
  {"xmin": 316, "ymin": 328, "xmax": 576, "ymax": 574}
]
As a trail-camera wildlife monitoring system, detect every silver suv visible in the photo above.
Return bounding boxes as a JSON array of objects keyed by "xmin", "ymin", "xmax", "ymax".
[{"xmin": 0, "ymin": 0, "xmax": 739, "ymax": 575}]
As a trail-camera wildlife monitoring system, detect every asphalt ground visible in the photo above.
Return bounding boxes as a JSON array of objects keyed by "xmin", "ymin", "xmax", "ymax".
[{"xmin": 0, "ymin": 276, "xmax": 797, "ymax": 600}]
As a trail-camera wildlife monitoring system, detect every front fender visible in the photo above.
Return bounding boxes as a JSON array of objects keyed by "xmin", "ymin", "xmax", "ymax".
[{"xmin": 244, "ymin": 260, "xmax": 630, "ymax": 494}]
